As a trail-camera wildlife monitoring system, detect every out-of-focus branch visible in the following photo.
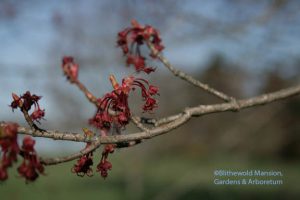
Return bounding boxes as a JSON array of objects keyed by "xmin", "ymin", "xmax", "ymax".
[
  {"xmin": 72, "ymin": 79, "xmax": 99, "ymax": 106},
  {"xmin": 131, "ymin": 116, "xmax": 150, "ymax": 131},
  {"xmin": 40, "ymin": 139, "xmax": 142, "ymax": 165},
  {"xmin": 146, "ymin": 41, "xmax": 235, "ymax": 102},
  {"xmin": 40, "ymin": 139, "xmax": 101, "ymax": 165},
  {"xmin": 8, "ymin": 84, "xmax": 300, "ymax": 144}
]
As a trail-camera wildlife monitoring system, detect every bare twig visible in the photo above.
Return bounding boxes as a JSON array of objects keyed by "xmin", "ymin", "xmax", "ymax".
[
  {"xmin": 40, "ymin": 139, "xmax": 143, "ymax": 165},
  {"xmin": 154, "ymin": 114, "xmax": 183, "ymax": 126},
  {"xmin": 131, "ymin": 116, "xmax": 150, "ymax": 131},
  {"xmin": 146, "ymin": 41, "xmax": 234, "ymax": 102},
  {"xmin": 73, "ymin": 79, "xmax": 99, "ymax": 106},
  {"xmin": 40, "ymin": 138, "xmax": 101, "ymax": 165}
]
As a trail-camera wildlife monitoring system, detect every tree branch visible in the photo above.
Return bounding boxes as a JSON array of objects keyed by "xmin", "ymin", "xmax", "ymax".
[
  {"xmin": 40, "ymin": 139, "xmax": 101, "ymax": 165},
  {"xmin": 6, "ymin": 84, "xmax": 299, "ymax": 144},
  {"xmin": 131, "ymin": 116, "xmax": 150, "ymax": 131}
]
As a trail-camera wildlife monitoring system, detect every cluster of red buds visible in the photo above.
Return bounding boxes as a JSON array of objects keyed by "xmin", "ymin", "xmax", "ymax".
[
  {"xmin": 0, "ymin": 123, "xmax": 43, "ymax": 182},
  {"xmin": 18, "ymin": 136, "xmax": 44, "ymax": 182},
  {"xmin": 72, "ymin": 129, "xmax": 116, "ymax": 179},
  {"xmin": 10, "ymin": 91, "xmax": 45, "ymax": 123},
  {"xmin": 97, "ymin": 144, "xmax": 115, "ymax": 178},
  {"xmin": 72, "ymin": 128, "xmax": 94, "ymax": 177},
  {"xmin": 61, "ymin": 56, "xmax": 79, "ymax": 82},
  {"xmin": 72, "ymin": 144, "xmax": 94, "ymax": 177},
  {"xmin": 0, "ymin": 123, "xmax": 19, "ymax": 181},
  {"xmin": 89, "ymin": 75, "xmax": 159, "ymax": 131},
  {"xmin": 117, "ymin": 19, "xmax": 164, "ymax": 74}
]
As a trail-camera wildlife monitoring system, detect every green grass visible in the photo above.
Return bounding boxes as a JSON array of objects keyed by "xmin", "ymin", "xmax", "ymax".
[{"xmin": 1, "ymin": 153, "xmax": 299, "ymax": 200}]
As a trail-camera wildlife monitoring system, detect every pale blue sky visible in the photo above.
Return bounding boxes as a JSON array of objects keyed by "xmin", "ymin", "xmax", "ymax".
[{"xmin": 1, "ymin": 0, "xmax": 299, "ymax": 151}]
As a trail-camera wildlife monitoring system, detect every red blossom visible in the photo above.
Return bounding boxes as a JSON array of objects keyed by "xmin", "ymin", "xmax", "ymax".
[
  {"xmin": 72, "ymin": 154, "xmax": 93, "ymax": 177},
  {"xmin": 96, "ymin": 144, "xmax": 115, "ymax": 179},
  {"xmin": 149, "ymin": 85, "xmax": 159, "ymax": 96},
  {"xmin": 143, "ymin": 67, "xmax": 156, "ymax": 74},
  {"xmin": 89, "ymin": 111, "xmax": 113, "ymax": 130},
  {"xmin": 72, "ymin": 134, "xmax": 94, "ymax": 177},
  {"xmin": 143, "ymin": 97, "xmax": 158, "ymax": 112},
  {"xmin": 89, "ymin": 77, "xmax": 131, "ymax": 129},
  {"xmin": 10, "ymin": 93, "xmax": 22, "ymax": 111},
  {"xmin": 130, "ymin": 78, "xmax": 159, "ymax": 111},
  {"xmin": 89, "ymin": 75, "xmax": 159, "ymax": 130},
  {"xmin": 0, "ymin": 123, "xmax": 19, "ymax": 167},
  {"xmin": 17, "ymin": 161, "xmax": 39, "ymax": 182},
  {"xmin": 17, "ymin": 136, "xmax": 44, "ymax": 183},
  {"xmin": 117, "ymin": 19, "xmax": 164, "ymax": 74},
  {"xmin": 0, "ymin": 167, "xmax": 8, "ymax": 181},
  {"xmin": 126, "ymin": 55, "xmax": 145, "ymax": 71},
  {"xmin": 61, "ymin": 56, "xmax": 79, "ymax": 82},
  {"xmin": 22, "ymin": 136, "xmax": 35, "ymax": 152},
  {"xmin": 10, "ymin": 91, "xmax": 46, "ymax": 123},
  {"xmin": 30, "ymin": 106, "xmax": 45, "ymax": 123},
  {"xmin": 0, "ymin": 123, "xmax": 19, "ymax": 182},
  {"xmin": 117, "ymin": 28, "xmax": 131, "ymax": 54},
  {"xmin": 21, "ymin": 91, "xmax": 41, "ymax": 111},
  {"xmin": 103, "ymin": 144, "xmax": 115, "ymax": 154},
  {"xmin": 97, "ymin": 160, "xmax": 112, "ymax": 178}
]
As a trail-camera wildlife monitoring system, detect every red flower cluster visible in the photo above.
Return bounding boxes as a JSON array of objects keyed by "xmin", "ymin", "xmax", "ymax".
[
  {"xmin": 67, "ymin": 20, "xmax": 162, "ymax": 180},
  {"xmin": 10, "ymin": 91, "xmax": 45, "ymax": 123},
  {"xmin": 89, "ymin": 75, "xmax": 159, "ymax": 130},
  {"xmin": 0, "ymin": 123, "xmax": 19, "ymax": 181},
  {"xmin": 62, "ymin": 56, "xmax": 79, "ymax": 82},
  {"xmin": 1, "ymin": 124, "xmax": 44, "ymax": 182},
  {"xmin": 97, "ymin": 144, "xmax": 114, "ymax": 178},
  {"xmin": 72, "ymin": 128, "xmax": 94, "ymax": 177},
  {"xmin": 71, "ymin": 132, "xmax": 115, "ymax": 179},
  {"xmin": 117, "ymin": 19, "xmax": 164, "ymax": 73},
  {"xmin": 72, "ymin": 144, "xmax": 93, "ymax": 177},
  {"xmin": 18, "ymin": 136, "xmax": 44, "ymax": 182}
]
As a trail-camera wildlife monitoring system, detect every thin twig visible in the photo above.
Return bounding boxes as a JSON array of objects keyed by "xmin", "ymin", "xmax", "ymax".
[
  {"xmin": 40, "ymin": 139, "xmax": 143, "ymax": 165},
  {"xmin": 40, "ymin": 138, "xmax": 101, "ymax": 165},
  {"xmin": 73, "ymin": 79, "xmax": 99, "ymax": 106},
  {"xmin": 154, "ymin": 114, "xmax": 183, "ymax": 126},
  {"xmin": 146, "ymin": 41, "xmax": 234, "ymax": 102},
  {"xmin": 131, "ymin": 116, "xmax": 150, "ymax": 131}
]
